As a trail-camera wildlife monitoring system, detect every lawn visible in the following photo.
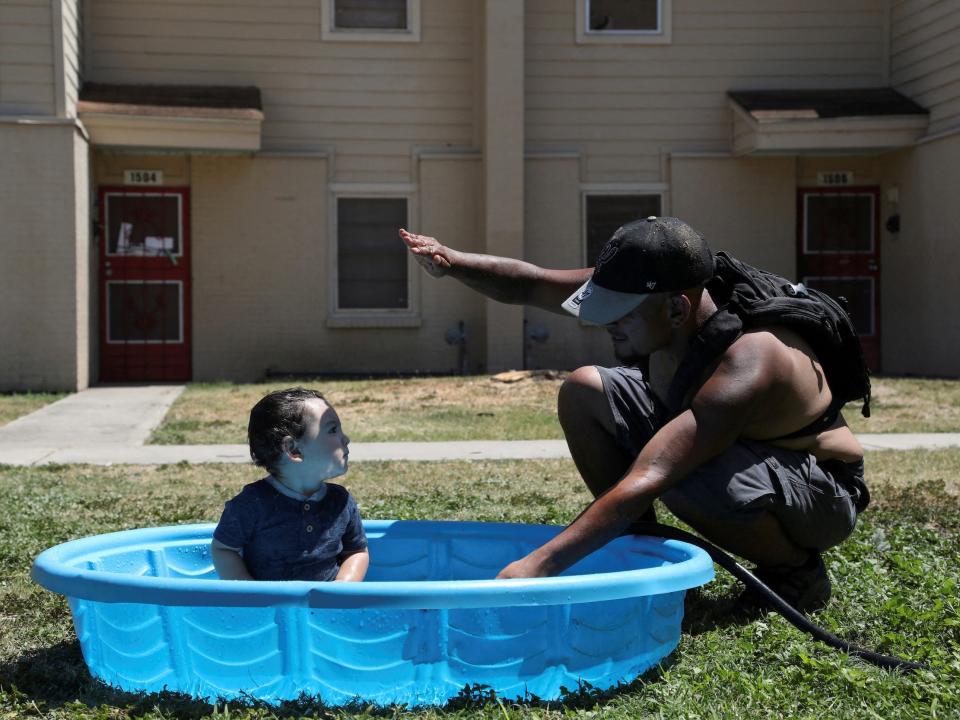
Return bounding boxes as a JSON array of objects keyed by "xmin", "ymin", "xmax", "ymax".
[
  {"xmin": 148, "ymin": 373, "xmax": 568, "ymax": 445},
  {"xmin": 0, "ymin": 391, "xmax": 68, "ymax": 427},
  {"xmin": 1, "ymin": 452, "xmax": 958, "ymax": 719},
  {"xmin": 148, "ymin": 374, "xmax": 960, "ymax": 446}
]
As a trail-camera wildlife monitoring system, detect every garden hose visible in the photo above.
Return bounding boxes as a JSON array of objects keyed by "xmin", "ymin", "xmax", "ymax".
[{"xmin": 630, "ymin": 521, "xmax": 930, "ymax": 672}]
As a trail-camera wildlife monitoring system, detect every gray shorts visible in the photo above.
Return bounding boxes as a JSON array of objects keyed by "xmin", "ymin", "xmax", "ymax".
[{"xmin": 597, "ymin": 366, "xmax": 868, "ymax": 552}]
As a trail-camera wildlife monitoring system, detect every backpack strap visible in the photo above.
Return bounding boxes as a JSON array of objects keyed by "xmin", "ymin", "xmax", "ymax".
[{"xmin": 666, "ymin": 307, "xmax": 743, "ymax": 416}]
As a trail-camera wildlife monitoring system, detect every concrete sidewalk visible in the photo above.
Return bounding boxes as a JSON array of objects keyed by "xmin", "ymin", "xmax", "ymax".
[{"xmin": 1, "ymin": 385, "xmax": 959, "ymax": 466}]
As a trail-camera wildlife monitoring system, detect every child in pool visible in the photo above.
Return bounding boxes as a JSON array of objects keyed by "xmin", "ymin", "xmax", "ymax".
[{"xmin": 212, "ymin": 388, "xmax": 369, "ymax": 581}]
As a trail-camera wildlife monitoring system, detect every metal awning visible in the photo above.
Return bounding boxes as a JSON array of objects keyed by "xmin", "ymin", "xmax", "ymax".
[
  {"xmin": 728, "ymin": 88, "xmax": 928, "ymax": 156},
  {"xmin": 78, "ymin": 83, "xmax": 264, "ymax": 152}
]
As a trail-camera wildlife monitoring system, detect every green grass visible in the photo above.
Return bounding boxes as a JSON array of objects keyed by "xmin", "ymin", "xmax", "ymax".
[
  {"xmin": 0, "ymin": 391, "xmax": 68, "ymax": 427},
  {"xmin": 844, "ymin": 376, "xmax": 960, "ymax": 434},
  {"xmin": 147, "ymin": 375, "xmax": 960, "ymax": 446},
  {"xmin": 1, "ymin": 452, "xmax": 958, "ymax": 719},
  {"xmin": 148, "ymin": 375, "xmax": 566, "ymax": 445}
]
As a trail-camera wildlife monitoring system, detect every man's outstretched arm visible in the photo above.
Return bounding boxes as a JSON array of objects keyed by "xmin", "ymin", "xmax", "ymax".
[{"xmin": 400, "ymin": 229, "xmax": 592, "ymax": 314}]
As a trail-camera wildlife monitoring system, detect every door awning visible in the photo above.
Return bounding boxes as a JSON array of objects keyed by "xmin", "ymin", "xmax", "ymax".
[
  {"xmin": 728, "ymin": 88, "xmax": 928, "ymax": 156},
  {"xmin": 78, "ymin": 83, "xmax": 263, "ymax": 152}
]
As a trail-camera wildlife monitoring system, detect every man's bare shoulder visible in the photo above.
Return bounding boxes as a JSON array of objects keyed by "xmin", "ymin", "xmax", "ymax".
[
  {"xmin": 714, "ymin": 328, "xmax": 795, "ymax": 389},
  {"xmin": 727, "ymin": 327, "xmax": 801, "ymax": 376},
  {"xmin": 702, "ymin": 326, "xmax": 833, "ymax": 439}
]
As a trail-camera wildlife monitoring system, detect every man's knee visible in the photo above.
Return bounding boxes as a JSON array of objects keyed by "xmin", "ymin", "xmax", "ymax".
[{"xmin": 558, "ymin": 366, "xmax": 610, "ymax": 431}]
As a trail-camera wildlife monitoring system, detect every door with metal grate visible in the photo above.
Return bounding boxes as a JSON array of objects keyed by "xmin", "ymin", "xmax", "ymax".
[
  {"xmin": 98, "ymin": 187, "xmax": 191, "ymax": 382},
  {"xmin": 797, "ymin": 187, "xmax": 880, "ymax": 371}
]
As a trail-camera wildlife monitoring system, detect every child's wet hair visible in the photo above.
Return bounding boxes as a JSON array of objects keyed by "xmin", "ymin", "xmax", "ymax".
[{"xmin": 248, "ymin": 387, "xmax": 327, "ymax": 476}]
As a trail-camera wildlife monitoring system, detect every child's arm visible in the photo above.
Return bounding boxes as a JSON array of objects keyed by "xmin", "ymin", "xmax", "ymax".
[
  {"xmin": 211, "ymin": 538, "xmax": 254, "ymax": 580},
  {"xmin": 335, "ymin": 548, "xmax": 369, "ymax": 582}
]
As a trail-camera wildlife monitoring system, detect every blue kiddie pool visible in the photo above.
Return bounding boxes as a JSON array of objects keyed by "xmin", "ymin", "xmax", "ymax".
[{"xmin": 32, "ymin": 520, "xmax": 713, "ymax": 706}]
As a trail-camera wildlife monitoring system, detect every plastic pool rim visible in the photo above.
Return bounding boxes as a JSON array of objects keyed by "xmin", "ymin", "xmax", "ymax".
[{"xmin": 32, "ymin": 520, "xmax": 714, "ymax": 609}]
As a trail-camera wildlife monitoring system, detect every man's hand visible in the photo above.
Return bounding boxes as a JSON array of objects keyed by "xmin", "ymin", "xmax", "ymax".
[
  {"xmin": 399, "ymin": 228, "xmax": 456, "ymax": 278},
  {"xmin": 496, "ymin": 553, "xmax": 552, "ymax": 579}
]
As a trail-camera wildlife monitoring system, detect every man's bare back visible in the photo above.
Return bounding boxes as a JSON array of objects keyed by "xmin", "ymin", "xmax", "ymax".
[{"xmin": 647, "ymin": 323, "xmax": 864, "ymax": 464}]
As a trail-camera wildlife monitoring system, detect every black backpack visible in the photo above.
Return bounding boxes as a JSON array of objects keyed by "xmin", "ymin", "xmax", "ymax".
[{"xmin": 667, "ymin": 252, "xmax": 872, "ymax": 435}]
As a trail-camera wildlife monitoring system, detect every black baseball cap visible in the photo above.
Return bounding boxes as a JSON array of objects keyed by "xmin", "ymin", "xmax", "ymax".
[{"xmin": 562, "ymin": 216, "xmax": 714, "ymax": 324}]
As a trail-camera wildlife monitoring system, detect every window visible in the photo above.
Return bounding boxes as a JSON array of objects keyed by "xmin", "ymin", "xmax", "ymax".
[
  {"xmin": 321, "ymin": 0, "xmax": 421, "ymax": 42},
  {"xmin": 576, "ymin": 0, "xmax": 671, "ymax": 44},
  {"xmin": 803, "ymin": 194, "xmax": 875, "ymax": 254},
  {"xmin": 105, "ymin": 193, "xmax": 182, "ymax": 258},
  {"xmin": 106, "ymin": 281, "xmax": 184, "ymax": 344},
  {"xmin": 335, "ymin": 197, "xmax": 410, "ymax": 312},
  {"xmin": 584, "ymin": 194, "xmax": 662, "ymax": 267}
]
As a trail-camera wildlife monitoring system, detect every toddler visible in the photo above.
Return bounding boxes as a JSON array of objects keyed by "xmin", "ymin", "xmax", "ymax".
[{"xmin": 212, "ymin": 388, "xmax": 369, "ymax": 581}]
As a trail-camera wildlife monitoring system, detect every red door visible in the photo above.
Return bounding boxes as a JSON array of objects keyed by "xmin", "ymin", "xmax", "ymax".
[
  {"xmin": 99, "ymin": 187, "xmax": 192, "ymax": 382},
  {"xmin": 797, "ymin": 187, "xmax": 881, "ymax": 371}
]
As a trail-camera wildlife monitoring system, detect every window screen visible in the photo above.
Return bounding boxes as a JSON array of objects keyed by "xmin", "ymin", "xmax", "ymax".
[
  {"xmin": 334, "ymin": 0, "xmax": 407, "ymax": 29},
  {"xmin": 107, "ymin": 282, "xmax": 183, "ymax": 343},
  {"xmin": 585, "ymin": 195, "xmax": 662, "ymax": 267},
  {"xmin": 804, "ymin": 194, "xmax": 874, "ymax": 253},
  {"xmin": 337, "ymin": 198, "xmax": 409, "ymax": 310},
  {"xmin": 589, "ymin": 0, "xmax": 659, "ymax": 31}
]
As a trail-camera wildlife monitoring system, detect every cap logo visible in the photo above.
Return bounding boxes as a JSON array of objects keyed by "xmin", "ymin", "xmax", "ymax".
[
  {"xmin": 646, "ymin": 280, "xmax": 657, "ymax": 290},
  {"xmin": 570, "ymin": 286, "xmax": 592, "ymax": 307},
  {"xmin": 595, "ymin": 243, "xmax": 619, "ymax": 269}
]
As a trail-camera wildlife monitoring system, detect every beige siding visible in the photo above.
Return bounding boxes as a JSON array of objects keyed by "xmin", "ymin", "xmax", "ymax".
[
  {"xmin": 0, "ymin": 0, "xmax": 56, "ymax": 115},
  {"xmin": 85, "ymin": 0, "xmax": 478, "ymax": 182},
  {"xmin": 526, "ymin": 0, "xmax": 887, "ymax": 183},
  {"xmin": 524, "ymin": 156, "xmax": 617, "ymax": 371},
  {"xmin": 671, "ymin": 155, "xmax": 797, "ymax": 277},
  {"xmin": 184, "ymin": 154, "xmax": 483, "ymax": 379},
  {"xmin": 0, "ymin": 123, "xmax": 88, "ymax": 390},
  {"xmin": 880, "ymin": 134, "xmax": 960, "ymax": 375},
  {"xmin": 891, "ymin": 0, "xmax": 960, "ymax": 136}
]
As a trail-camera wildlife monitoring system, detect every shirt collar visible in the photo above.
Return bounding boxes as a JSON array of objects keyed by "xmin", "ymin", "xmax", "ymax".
[{"xmin": 266, "ymin": 476, "xmax": 328, "ymax": 502}]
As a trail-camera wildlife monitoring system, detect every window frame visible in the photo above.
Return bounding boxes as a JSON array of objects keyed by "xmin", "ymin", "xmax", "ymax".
[
  {"xmin": 575, "ymin": 0, "xmax": 672, "ymax": 45},
  {"xmin": 320, "ymin": 0, "xmax": 421, "ymax": 43},
  {"xmin": 327, "ymin": 186, "xmax": 421, "ymax": 328},
  {"xmin": 581, "ymin": 186, "xmax": 667, "ymax": 267}
]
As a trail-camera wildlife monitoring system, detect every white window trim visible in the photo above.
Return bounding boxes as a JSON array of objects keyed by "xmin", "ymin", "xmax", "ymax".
[
  {"xmin": 575, "ymin": 0, "xmax": 671, "ymax": 45},
  {"xmin": 327, "ymin": 186, "xmax": 421, "ymax": 328},
  {"xmin": 320, "ymin": 0, "xmax": 421, "ymax": 43},
  {"xmin": 581, "ymin": 185, "xmax": 667, "ymax": 267}
]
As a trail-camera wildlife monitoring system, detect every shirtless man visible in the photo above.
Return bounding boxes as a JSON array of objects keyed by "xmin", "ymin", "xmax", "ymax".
[{"xmin": 400, "ymin": 216, "xmax": 868, "ymax": 611}]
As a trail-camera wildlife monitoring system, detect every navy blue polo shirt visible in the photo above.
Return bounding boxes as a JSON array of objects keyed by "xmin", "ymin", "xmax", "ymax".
[{"xmin": 213, "ymin": 477, "xmax": 367, "ymax": 581}]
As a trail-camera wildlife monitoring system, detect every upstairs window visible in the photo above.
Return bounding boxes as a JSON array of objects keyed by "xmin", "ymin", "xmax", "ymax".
[
  {"xmin": 576, "ymin": 0, "xmax": 671, "ymax": 44},
  {"xmin": 322, "ymin": 0, "xmax": 421, "ymax": 42},
  {"xmin": 584, "ymin": 194, "xmax": 662, "ymax": 267}
]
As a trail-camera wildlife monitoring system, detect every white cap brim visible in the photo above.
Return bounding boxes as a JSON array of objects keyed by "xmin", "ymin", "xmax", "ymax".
[{"xmin": 561, "ymin": 278, "xmax": 652, "ymax": 325}]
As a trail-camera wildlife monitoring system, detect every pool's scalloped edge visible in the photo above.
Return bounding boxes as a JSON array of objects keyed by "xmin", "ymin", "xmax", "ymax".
[{"xmin": 32, "ymin": 520, "xmax": 714, "ymax": 609}]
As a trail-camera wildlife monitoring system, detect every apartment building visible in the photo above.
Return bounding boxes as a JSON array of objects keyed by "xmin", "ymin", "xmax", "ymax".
[{"xmin": 1, "ymin": 0, "xmax": 958, "ymax": 390}]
